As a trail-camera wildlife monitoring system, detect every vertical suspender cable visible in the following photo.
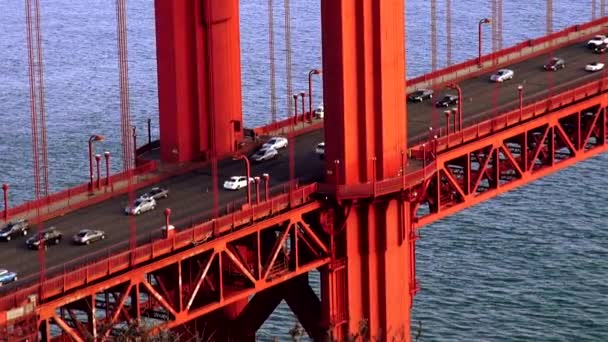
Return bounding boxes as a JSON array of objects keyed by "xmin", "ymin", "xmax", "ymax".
[
  {"xmin": 547, "ymin": 0, "xmax": 553, "ymax": 35},
  {"xmin": 497, "ymin": 0, "xmax": 503, "ymax": 50},
  {"xmin": 115, "ymin": 0, "xmax": 137, "ymax": 253},
  {"xmin": 268, "ymin": 0, "xmax": 277, "ymax": 123},
  {"xmin": 601, "ymin": 0, "xmax": 606, "ymax": 17},
  {"xmin": 34, "ymin": 0, "xmax": 49, "ymax": 197},
  {"xmin": 491, "ymin": 0, "xmax": 497, "ymax": 52},
  {"xmin": 25, "ymin": 0, "xmax": 43, "ymax": 285},
  {"xmin": 431, "ymin": 0, "xmax": 437, "ymax": 71},
  {"xmin": 445, "ymin": 0, "xmax": 452, "ymax": 66},
  {"xmin": 204, "ymin": 0, "xmax": 220, "ymax": 218},
  {"xmin": 592, "ymin": 0, "xmax": 597, "ymax": 20},
  {"xmin": 116, "ymin": 0, "xmax": 132, "ymax": 172},
  {"xmin": 25, "ymin": 0, "xmax": 49, "ymax": 286},
  {"xmin": 284, "ymin": 0, "xmax": 295, "ymax": 193}
]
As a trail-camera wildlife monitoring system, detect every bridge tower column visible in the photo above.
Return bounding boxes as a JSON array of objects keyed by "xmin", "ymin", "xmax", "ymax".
[
  {"xmin": 154, "ymin": 0, "xmax": 243, "ymax": 163},
  {"xmin": 320, "ymin": 0, "xmax": 414, "ymax": 341}
]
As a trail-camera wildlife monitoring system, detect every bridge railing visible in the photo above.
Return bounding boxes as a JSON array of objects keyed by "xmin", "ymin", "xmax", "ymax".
[
  {"xmin": 3, "ymin": 161, "xmax": 158, "ymax": 224},
  {"xmin": 408, "ymin": 16, "xmax": 608, "ymax": 91},
  {"xmin": 0, "ymin": 182, "xmax": 319, "ymax": 312},
  {"xmin": 408, "ymin": 75, "xmax": 608, "ymax": 156}
]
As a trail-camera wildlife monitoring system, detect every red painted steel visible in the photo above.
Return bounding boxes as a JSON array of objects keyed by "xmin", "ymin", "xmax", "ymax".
[
  {"xmin": 154, "ymin": 0, "xmax": 243, "ymax": 163},
  {"xmin": 1, "ymin": 188, "xmax": 322, "ymax": 340},
  {"xmin": 320, "ymin": 1, "xmax": 412, "ymax": 341}
]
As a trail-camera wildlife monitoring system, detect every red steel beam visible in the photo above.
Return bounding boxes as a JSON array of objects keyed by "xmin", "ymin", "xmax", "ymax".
[
  {"xmin": 320, "ymin": 1, "xmax": 412, "ymax": 340},
  {"xmin": 415, "ymin": 91, "xmax": 608, "ymax": 227},
  {"xmin": 32, "ymin": 202, "xmax": 328, "ymax": 339}
]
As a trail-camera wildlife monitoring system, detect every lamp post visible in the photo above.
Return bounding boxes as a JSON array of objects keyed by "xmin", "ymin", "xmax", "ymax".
[
  {"xmin": 254, "ymin": 177, "xmax": 261, "ymax": 205},
  {"xmin": 292, "ymin": 94, "xmax": 299, "ymax": 125},
  {"xmin": 518, "ymin": 85, "xmax": 524, "ymax": 120},
  {"xmin": 95, "ymin": 154, "xmax": 101, "ymax": 190},
  {"xmin": 147, "ymin": 118, "xmax": 152, "ymax": 147},
  {"xmin": 451, "ymin": 108, "xmax": 458, "ymax": 134},
  {"xmin": 132, "ymin": 126, "xmax": 137, "ymax": 166},
  {"xmin": 2, "ymin": 184, "xmax": 8, "ymax": 221},
  {"xmin": 262, "ymin": 173, "xmax": 270, "ymax": 202},
  {"xmin": 308, "ymin": 69, "xmax": 322, "ymax": 121},
  {"xmin": 334, "ymin": 160, "xmax": 341, "ymax": 194},
  {"xmin": 104, "ymin": 152, "xmax": 111, "ymax": 188},
  {"xmin": 233, "ymin": 154, "xmax": 251, "ymax": 206},
  {"xmin": 299, "ymin": 92, "xmax": 306, "ymax": 123},
  {"xmin": 422, "ymin": 143, "xmax": 427, "ymax": 178},
  {"xmin": 478, "ymin": 18, "xmax": 491, "ymax": 67},
  {"xmin": 444, "ymin": 110, "xmax": 451, "ymax": 135},
  {"xmin": 88, "ymin": 134, "xmax": 104, "ymax": 191},
  {"xmin": 448, "ymin": 83, "xmax": 463, "ymax": 131}
]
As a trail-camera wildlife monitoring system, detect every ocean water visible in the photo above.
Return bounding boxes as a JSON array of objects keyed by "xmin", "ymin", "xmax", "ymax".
[{"xmin": 0, "ymin": 1, "xmax": 606, "ymax": 340}]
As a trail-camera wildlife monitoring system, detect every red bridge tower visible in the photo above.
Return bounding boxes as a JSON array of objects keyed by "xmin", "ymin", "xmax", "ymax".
[
  {"xmin": 321, "ymin": 0, "xmax": 415, "ymax": 340},
  {"xmin": 155, "ymin": 0, "xmax": 243, "ymax": 163}
]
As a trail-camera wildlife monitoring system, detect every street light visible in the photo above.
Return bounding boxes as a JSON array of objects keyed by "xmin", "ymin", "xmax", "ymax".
[
  {"xmin": 299, "ymin": 92, "xmax": 306, "ymax": 124},
  {"xmin": 233, "ymin": 154, "xmax": 251, "ymax": 206},
  {"xmin": 308, "ymin": 69, "xmax": 322, "ymax": 121},
  {"xmin": 104, "ymin": 152, "xmax": 111, "ymax": 188},
  {"xmin": 292, "ymin": 94, "xmax": 299, "ymax": 125},
  {"xmin": 517, "ymin": 85, "xmax": 524, "ymax": 120},
  {"xmin": 478, "ymin": 18, "xmax": 491, "ymax": 67},
  {"xmin": 132, "ymin": 126, "xmax": 137, "ymax": 166},
  {"xmin": 262, "ymin": 173, "xmax": 270, "ymax": 202},
  {"xmin": 254, "ymin": 176, "xmax": 261, "ymax": 205},
  {"xmin": 95, "ymin": 154, "xmax": 101, "ymax": 190},
  {"xmin": 2, "ymin": 183, "xmax": 8, "ymax": 221},
  {"xmin": 444, "ymin": 110, "xmax": 451, "ymax": 135},
  {"xmin": 88, "ymin": 134, "xmax": 104, "ymax": 191},
  {"xmin": 447, "ymin": 83, "xmax": 463, "ymax": 131}
]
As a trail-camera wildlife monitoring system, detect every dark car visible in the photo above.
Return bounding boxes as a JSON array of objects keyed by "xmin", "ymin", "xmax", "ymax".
[
  {"xmin": 0, "ymin": 219, "xmax": 29, "ymax": 241},
  {"xmin": 435, "ymin": 94, "xmax": 459, "ymax": 107},
  {"xmin": 25, "ymin": 227, "xmax": 63, "ymax": 250},
  {"xmin": 407, "ymin": 89, "xmax": 434, "ymax": 102},
  {"xmin": 138, "ymin": 187, "xmax": 169, "ymax": 201},
  {"xmin": 543, "ymin": 57, "xmax": 565, "ymax": 71},
  {"xmin": 594, "ymin": 43, "xmax": 608, "ymax": 54}
]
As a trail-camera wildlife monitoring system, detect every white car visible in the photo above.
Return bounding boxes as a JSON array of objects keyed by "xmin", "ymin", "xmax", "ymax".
[
  {"xmin": 251, "ymin": 147, "xmax": 278, "ymax": 162},
  {"xmin": 585, "ymin": 62, "xmax": 605, "ymax": 72},
  {"xmin": 490, "ymin": 69, "xmax": 514, "ymax": 82},
  {"xmin": 223, "ymin": 176, "xmax": 254, "ymax": 190},
  {"xmin": 587, "ymin": 35, "xmax": 608, "ymax": 48},
  {"xmin": 315, "ymin": 142, "xmax": 325, "ymax": 158},
  {"xmin": 262, "ymin": 136, "xmax": 288, "ymax": 150},
  {"xmin": 124, "ymin": 197, "xmax": 156, "ymax": 215},
  {"xmin": 314, "ymin": 103, "xmax": 324, "ymax": 118}
]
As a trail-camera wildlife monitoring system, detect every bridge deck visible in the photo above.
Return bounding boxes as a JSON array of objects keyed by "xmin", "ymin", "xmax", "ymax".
[{"xmin": 0, "ymin": 37, "xmax": 604, "ymax": 284}]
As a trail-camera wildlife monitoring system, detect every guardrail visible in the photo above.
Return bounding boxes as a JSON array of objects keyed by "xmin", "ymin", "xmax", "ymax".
[
  {"xmin": 251, "ymin": 113, "xmax": 324, "ymax": 137},
  {"xmin": 3, "ymin": 161, "xmax": 158, "ymax": 224},
  {"xmin": 408, "ymin": 16, "xmax": 608, "ymax": 91},
  {"xmin": 410, "ymin": 76, "xmax": 608, "ymax": 156},
  {"xmin": 0, "ymin": 182, "xmax": 319, "ymax": 312}
]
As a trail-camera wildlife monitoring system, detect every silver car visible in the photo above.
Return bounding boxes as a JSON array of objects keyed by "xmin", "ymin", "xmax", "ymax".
[
  {"xmin": 124, "ymin": 197, "xmax": 156, "ymax": 215},
  {"xmin": 73, "ymin": 229, "xmax": 106, "ymax": 245},
  {"xmin": 490, "ymin": 69, "xmax": 514, "ymax": 82},
  {"xmin": 138, "ymin": 187, "xmax": 169, "ymax": 201},
  {"xmin": 251, "ymin": 147, "xmax": 278, "ymax": 162}
]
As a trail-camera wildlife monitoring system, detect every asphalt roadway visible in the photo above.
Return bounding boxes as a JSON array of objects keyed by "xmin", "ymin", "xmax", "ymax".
[{"xmin": 1, "ymin": 38, "xmax": 606, "ymax": 284}]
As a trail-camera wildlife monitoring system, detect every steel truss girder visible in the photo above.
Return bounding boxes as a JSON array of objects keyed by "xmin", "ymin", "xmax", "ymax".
[
  {"xmin": 36, "ymin": 202, "xmax": 330, "ymax": 341},
  {"xmin": 415, "ymin": 94, "xmax": 608, "ymax": 226}
]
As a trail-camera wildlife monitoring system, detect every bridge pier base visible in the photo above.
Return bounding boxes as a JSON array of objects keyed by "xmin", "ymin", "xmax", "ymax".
[{"xmin": 322, "ymin": 200, "xmax": 414, "ymax": 341}]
